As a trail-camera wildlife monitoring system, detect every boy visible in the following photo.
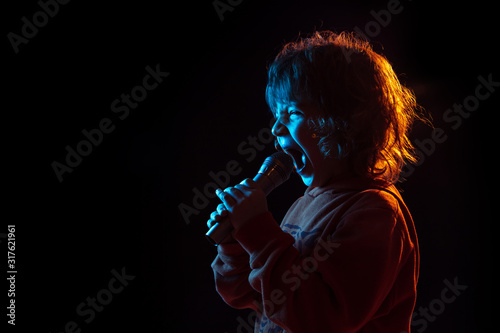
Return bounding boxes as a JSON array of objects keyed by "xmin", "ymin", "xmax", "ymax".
[{"xmin": 208, "ymin": 31, "xmax": 421, "ymax": 332}]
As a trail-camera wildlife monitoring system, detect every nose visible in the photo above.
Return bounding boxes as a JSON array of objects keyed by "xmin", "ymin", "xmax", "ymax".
[{"xmin": 271, "ymin": 118, "xmax": 287, "ymax": 137}]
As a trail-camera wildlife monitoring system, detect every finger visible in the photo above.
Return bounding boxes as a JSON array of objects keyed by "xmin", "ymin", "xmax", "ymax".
[
  {"xmin": 227, "ymin": 186, "xmax": 245, "ymax": 199},
  {"xmin": 234, "ymin": 183, "xmax": 253, "ymax": 195},
  {"xmin": 217, "ymin": 203, "xmax": 228, "ymax": 216},
  {"xmin": 210, "ymin": 207, "xmax": 228, "ymax": 221},
  {"xmin": 216, "ymin": 188, "xmax": 237, "ymax": 206},
  {"xmin": 210, "ymin": 210, "xmax": 220, "ymax": 221},
  {"xmin": 207, "ymin": 219, "xmax": 215, "ymax": 229},
  {"xmin": 240, "ymin": 178, "xmax": 257, "ymax": 188}
]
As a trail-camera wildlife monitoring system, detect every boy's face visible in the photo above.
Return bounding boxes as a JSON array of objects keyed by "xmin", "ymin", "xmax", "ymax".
[{"xmin": 272, "ymin": 102, "xmax": 343, "ymax": 187}]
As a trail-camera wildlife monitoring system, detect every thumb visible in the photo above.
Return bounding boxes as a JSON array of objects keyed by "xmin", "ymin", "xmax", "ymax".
[{"xmin": 240, "ymin": 178, "xmax": 257, "ymax": 188}]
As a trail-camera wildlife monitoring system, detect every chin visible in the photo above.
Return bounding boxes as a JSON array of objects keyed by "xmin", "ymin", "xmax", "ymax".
[{"xmin": 300, "ymin": 175, "xmax": 314, "ymax": 187}]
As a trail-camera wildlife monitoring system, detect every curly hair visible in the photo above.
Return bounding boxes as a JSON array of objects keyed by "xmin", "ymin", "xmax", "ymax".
[{"xmin": 266, "ymin": 31, "xmax": 425, "ymax": 184}]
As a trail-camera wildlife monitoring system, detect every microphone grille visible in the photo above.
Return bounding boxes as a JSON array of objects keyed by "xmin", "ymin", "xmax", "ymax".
[{"xmin": 266, "ymin": 151, "xmax": 294, "ymax": 181}]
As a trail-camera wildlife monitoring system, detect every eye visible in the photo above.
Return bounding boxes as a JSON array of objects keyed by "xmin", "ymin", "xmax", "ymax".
[{"xmin": 288, "ymin": 109, "xmax": 303, "ymax": 117}]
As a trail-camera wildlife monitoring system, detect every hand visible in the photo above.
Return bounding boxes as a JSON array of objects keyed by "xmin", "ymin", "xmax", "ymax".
[
  {"xmin": 207, "ymin": 203, "xmax": 235, "ymax": 244},
  {"xmin": 215, "ymin": 178, "xmax": 268, "ymax": 231}
]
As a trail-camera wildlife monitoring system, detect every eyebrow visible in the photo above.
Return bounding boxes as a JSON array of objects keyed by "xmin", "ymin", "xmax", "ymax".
[{"xmin": 273, "ymin": 103, "xmax": 297, "ymax": 118}]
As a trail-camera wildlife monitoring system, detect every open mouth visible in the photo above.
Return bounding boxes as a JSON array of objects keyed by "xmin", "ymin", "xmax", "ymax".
[{"xmin": 284, "ymin": 148, "xmax": 307, "ymax": 173}]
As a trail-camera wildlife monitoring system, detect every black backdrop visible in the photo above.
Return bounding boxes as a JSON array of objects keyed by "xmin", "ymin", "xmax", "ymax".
[{"xmin": 4, "ymin": 0, "xmax": 496, "ymax": 332}]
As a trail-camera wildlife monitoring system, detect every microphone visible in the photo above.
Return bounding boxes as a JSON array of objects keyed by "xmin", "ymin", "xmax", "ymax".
[{"xmin": 206, "ymin": 151, "xmax": 294, "ymax": 245}]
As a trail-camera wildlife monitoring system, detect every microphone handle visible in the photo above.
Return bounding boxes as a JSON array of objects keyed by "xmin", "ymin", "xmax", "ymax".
[
  {"xmin": 205, "ymin": 217, "xmax": 233, "ymax": 246},
  {"xmin": 205, "ymin": 173, "xmax": 275, "ymax": 246}
]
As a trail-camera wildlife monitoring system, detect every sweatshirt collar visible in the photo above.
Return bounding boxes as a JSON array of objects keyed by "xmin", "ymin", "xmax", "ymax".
[{"xmin": 305, "ymin": 174, "xmax": 391, "ymax": 198}]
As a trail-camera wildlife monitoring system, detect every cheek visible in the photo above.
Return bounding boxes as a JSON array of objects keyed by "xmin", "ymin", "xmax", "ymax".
[
  {"xmin": 294, "ymin": 123, "xmax": 323, "ymax": 161},
  {"xmin": 293, "ymin": 119, "xmax": 313, "ymax": 142}
]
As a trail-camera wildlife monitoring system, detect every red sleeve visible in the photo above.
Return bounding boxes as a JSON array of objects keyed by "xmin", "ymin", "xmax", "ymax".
[
  {"xmin": 233, "ymin": 200, "xmax": 409, "ymax": 332},
  {"xmin": 211, "ymin": 242, "xmax": 261, "ymax": 310}
]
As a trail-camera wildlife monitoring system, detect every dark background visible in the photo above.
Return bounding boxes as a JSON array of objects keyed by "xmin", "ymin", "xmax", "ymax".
[{"xmin": 4, "ymin": 0, "xmax": 495, "ymax": 332}]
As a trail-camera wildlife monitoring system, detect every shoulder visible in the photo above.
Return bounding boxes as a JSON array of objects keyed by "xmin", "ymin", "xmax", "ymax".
[
  {"xmin": 352, "ymin": 187, "xmax": 401, "ymax": 213},
  {"xmin": 312, "ymin": 183, "xmax": 402, "ymax": 218},
  {"xmin": 333, "ymin": 186, "xmax": 411, "ymax": 243}
]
